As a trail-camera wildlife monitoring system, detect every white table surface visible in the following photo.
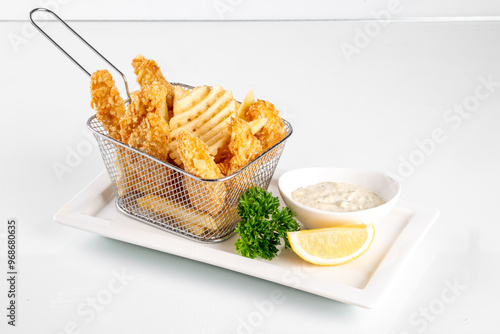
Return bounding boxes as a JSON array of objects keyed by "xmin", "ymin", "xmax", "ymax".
[{"xmin": 1, "ymin": 19, "xmax": 499, "ymax": 334}]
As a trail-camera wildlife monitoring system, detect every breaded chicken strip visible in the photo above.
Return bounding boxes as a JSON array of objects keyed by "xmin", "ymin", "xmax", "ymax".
[
  {"xmin": 245, "ymin": 100, "xmax": 287, "ymax": 150},
  {"xmin": 90, "ymin": 70, "xmax": 126, "ymax": 140},
  {"xmin": 119, "ymin": 91, "xmax": 145, "ymax": 144},
  {"xmin": 116, "ymin": 148, "xmax": 173, "ymax": 196},
  {"xmin": 120, "ymin": 83, "xmax": 170, "ymax": 162},
  {"xmin": 226, "ymin": 117, "xmax": 263, "ymax": 175},
  {"xmin": 132, "ymin": 54, "xmax": 175, "ymax": 113},
  {"xmin": 177, "ymin": 131, "xmax": 222, "ymax": 179},
  {"xmin": 177, "ymin": 131, "xmax": 226, "ymax": 215},
  {"xmin": 142, "ymin": 83, "xmax": 168, "ymax": 120}
]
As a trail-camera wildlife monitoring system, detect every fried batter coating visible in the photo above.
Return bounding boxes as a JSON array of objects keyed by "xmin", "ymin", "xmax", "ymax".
[
  {"xmin": 177, "ymin": 131, "xmax": 226, "ymax": 215},
  {"xmin": 120, "ymin": 83, "xmax": 170, "ymax": 162},
  {"xmin": 142, "ymin": 82, "xmax": 168, "ymax": 120},
  {"xmin": 90, "ymin": 70, "xmax": 126, "ymax": 140},
  {"xmin": 245, "ymin": 100, "xmax": 287, "ymax": 150},
  {"xmin": 226, "ymin": 117, "xmax": 263, "ymax": 175},
  {"xmin": 119, "ymin": 91, "xmax": 145, "ymax": 143},
  {"xmin": 217, "ymin": 161, "xmax": 230, "ymax": 176},
  {"xmin": 115, "ymin": 147, "xmax": 174, "ymax": 198},
  {"xmin": 177, "ymin": 131, "xmax": 223, "ymax": 179},
  {"xmin": 132, "ymin": 54, "xmax": 175, "ymax": 112},
  {"xmin": 128, "ymin": 113, "xmax": 170, "ymax": 162}
]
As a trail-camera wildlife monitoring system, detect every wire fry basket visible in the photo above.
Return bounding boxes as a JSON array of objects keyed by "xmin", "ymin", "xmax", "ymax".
[
  {"xmin": 30, "ymin": 8, "xmax": 293, "ymax": 243},
  {"xmin": 89, "ymin": 112, "xmax": 291, "ymax": 242}
]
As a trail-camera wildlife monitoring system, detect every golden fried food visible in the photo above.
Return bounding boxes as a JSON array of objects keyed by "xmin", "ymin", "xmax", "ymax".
[
  {"xmin": 115, "ymin": 147, "xmax": 134, "ymax": 197},
  {"xmin": 172, "ymin": 85, "xmax": 211, "ymax": 117},
  {"xmin": 137, "ymin": 194, "xmax": 219, "ymax": 236},
  {"xmin": 120, "ymin": 83, "xmax": 170, "ymax": 162},
  {"xmin": 177, "ymin": 130, "xmax": 223, "ymax": 179},
  {"xmin": 119, "ymin": 91, "xmax": 146, "ymax": 143},
  {"xmin": 169, "ymin": 85, "xmax": 236, "ymax": 165},
  {"xmin": 236, "ymin": 90, "xmax": 254, "ymax": 120},
  {"xmin": 216, "ymin": 161, "xmax": 230, "ymax": 176},
  {"xmin": 248, "ymin": 118, "xmax": 267, "ymax": 135},
  {"xmin": 132, "ymin": 54, "xmax": 175, "ymax": 112},
  {"xmin": 245, "ymin": 99, "xmax": 287, "ymax": 150},
  {"xmin": 225, "ymin": 117, "xmax": 263, "ymax": 175},
  {"xmin": 128, "ymin": 110, "xmax": 169, "ymax": 157},
  {"xmin": 177, "ymin": 131, "xmax": 226, "ymax": 215},
  {"xmin": 142, "ymin": 82, "xmax": 168, "ymax": 120},
  {"xmin": 115, "ymin": 148, "xmax": 173, "ymax": 196},
  {"xmin": 90, "ymin": 56, "xmax": 290, "ymax": 231},
  {"xmin": 90, "ymin": 70, "xmax": 126, "ymax": 140},
  {"xmin": 173, "ymin": 85, "xmax": 191, "ymax": 115}
]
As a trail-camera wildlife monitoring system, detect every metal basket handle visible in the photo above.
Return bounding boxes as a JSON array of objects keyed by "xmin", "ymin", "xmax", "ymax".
[{"xmin": 29, "ymin": 7, "xmax": 131, "ymax": 101}]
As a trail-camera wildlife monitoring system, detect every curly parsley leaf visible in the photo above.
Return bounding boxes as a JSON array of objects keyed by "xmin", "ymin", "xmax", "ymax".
[{"xmin": 234, "ymin": 187, "xmax": 300, "ymax": 260}]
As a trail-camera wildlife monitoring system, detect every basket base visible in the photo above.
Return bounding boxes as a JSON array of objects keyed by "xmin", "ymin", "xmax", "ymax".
[{"xmin": 115, "ymin": 197, "xmax": 236, "ymax": 243}]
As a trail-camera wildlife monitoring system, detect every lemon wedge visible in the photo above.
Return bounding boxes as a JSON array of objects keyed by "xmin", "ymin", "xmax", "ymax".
[{"xmin": 287, "ymin": 224, "xmax": 375, "ymax": 266}]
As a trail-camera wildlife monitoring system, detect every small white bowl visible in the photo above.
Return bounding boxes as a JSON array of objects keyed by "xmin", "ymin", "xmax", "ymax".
[{"xmin": 278, "ymin": 167, "xmax": 401, "ymax": 229}]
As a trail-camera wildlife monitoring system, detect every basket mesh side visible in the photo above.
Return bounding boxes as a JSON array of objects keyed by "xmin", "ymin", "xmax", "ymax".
[{"xmin": 88, "ymin": 116, "xmax": 291, "ymax": 242}]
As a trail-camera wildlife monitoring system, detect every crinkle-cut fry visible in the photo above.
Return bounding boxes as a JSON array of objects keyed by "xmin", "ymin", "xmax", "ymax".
[
  {"xmin": 226, "ymin": 117, "xmax": 263, "ymax": 175},
  {"xmin": 236, "ymin": 90, "xmax": 254, "ymax": 120},
  {"xmin": 205, "ymin": 128, "xmax": 232, "ymax": 159},
  {"xmin": 168, "ymin": 85, "xmax": 236, "ymax": 165},
  {"xmin": 170, "ymin": 86, "xmax": 225, "ymax": 131},
  {"xmin": 90, "ymin": 70, "xmax": 126, "ymax": 140},
  {"xmin": 197, "ymin": 96, "xmax": 235, "ymax": 141},
  {"xmin": 121, "ymin": 83, "xmax": 170, "ymax": 162},
  {"xmin": 137, "ymin": 194, "xmax": 218, "ymax": 236},
  {"xmin": 177, "ymin": 131, "xmax": 226, "ymax": 215},
  {"xmin": 199, "ymin": 99, "xmax": 236, "ymax": 157},
  {"xmin": 245, "ymin": 99, "xmax": 287, "ymax": 150},
  {"xmin": 132, "ymin": 54, "xmax": 174, "ymax": 112},
  {"xmin": 172, "ymin": 85, "xmax": 212, "ymax": 118},
  {"xmin": 173, "ymin": 85, "xmax": 191, "ymax": 115}
]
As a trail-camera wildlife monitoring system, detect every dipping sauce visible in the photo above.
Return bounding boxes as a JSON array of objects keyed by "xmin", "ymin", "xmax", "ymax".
[{"xmin": 291, "ymin": 182, "xmax": 384, "ymax": 212}]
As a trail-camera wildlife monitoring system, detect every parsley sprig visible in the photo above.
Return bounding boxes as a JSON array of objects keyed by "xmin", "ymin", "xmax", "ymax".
[{"xmin": 235, "ymin": 187, "xmax": 300, "ymax": 260}]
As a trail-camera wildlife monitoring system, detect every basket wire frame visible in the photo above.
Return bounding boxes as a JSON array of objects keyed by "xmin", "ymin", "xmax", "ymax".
[{"xmin": 88, "ymin": 115, "xmax": 292, "ymax": 243}]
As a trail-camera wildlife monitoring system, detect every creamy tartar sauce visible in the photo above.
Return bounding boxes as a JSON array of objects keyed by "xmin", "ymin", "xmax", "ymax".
[{"xmin": 291, "ymin": 182, "xmax": 384, "ymax": 212}]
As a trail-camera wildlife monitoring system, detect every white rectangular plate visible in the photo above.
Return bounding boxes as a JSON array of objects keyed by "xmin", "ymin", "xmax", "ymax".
[{"xmin": 54, "ymin": 170, "xmax": 439, "ymax": 309}]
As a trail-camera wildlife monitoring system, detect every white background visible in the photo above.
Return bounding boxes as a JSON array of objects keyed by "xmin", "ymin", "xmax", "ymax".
[
  {"xmin": 1, "ymin": 1, "xmax": 500, "ymax": 333},
  {"xmin": 2, "ymin": 0, "xmax": 500, "ymax": 21}
]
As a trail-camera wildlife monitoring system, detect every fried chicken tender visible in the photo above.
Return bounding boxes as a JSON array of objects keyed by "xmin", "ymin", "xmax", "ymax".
[
  {"xmin": 132, "ymin": 54, "xmax": 175, "ymax": 113},
  {"xmin": 120, "ymin": 83, "xmax": 170, "ymax": 162},
  {"xmin": 90, "ymin": 70, "xmax": 126, "ymax": 140},
  {"xmin": 245, "ymin": 100, "xmax": 287, "ymax": 150},
  {"xmin": 119, "ymin": 91, "xmax": 145, "ymax": 144},
  {"xmin": 115, "ymin": 148, "xmax": 173, "ymax": 197},
  {"xmin": 225, "ymin": 117, "xmax": 263, "ymax": 175},
  {"xmin": 128, "ymin": 113, "xmax": 170, "ymax": 162},
  {"xmin": 142, "ymin": 82, "xmax": 168, "ymax": 120},
  {"xmin": 177, "ymin": 131, "xmax": 223, "ymax": 179},
  {"xmin": 177, "ymin": 131, "xmax": 226, "ymax": 215}
]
